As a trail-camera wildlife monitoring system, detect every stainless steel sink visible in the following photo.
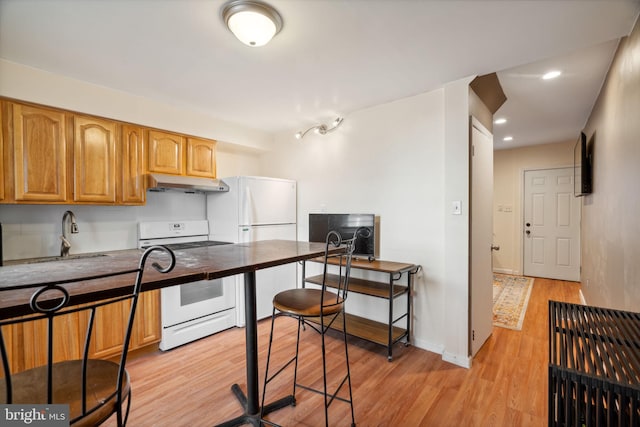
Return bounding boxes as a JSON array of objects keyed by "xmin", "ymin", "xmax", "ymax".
[{"xmin": 19, "ymin": 253, "xmax": 108, "ymax": 264}]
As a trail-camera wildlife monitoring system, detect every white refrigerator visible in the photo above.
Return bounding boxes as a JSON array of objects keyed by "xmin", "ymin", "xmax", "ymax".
[{"xmin": 206, "ymin": 176, "xmax": 297, "ymax": 323}]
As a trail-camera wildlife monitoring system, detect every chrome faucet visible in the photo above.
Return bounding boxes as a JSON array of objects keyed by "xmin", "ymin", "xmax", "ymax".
[{"xmin": 60, "ymin": 210, "xmax": 79, "ymax": 257}]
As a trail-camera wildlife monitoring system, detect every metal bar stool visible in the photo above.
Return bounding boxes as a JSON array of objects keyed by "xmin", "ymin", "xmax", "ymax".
[
  {"xmin": 0, "ymin": 246, "xmax": 175, "ymax": 426},
  {"xmin": 261, "ymin": 229, "xmax": 367, "ymax": 427}
]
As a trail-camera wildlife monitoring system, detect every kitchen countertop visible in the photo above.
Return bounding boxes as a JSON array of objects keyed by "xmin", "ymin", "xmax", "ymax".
[{"xmin": 0, "ymin": 240, "xmax": 332, "ymax": 320}]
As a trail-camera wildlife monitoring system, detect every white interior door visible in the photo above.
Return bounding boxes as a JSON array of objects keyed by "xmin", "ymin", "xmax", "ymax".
[
  {"xmin": 470, "ymin": 118, "xmax": 494, "ymax": 357},
  {"xmin": 523, "ymin": 168, "xmax": 581, "ymax": 281}
]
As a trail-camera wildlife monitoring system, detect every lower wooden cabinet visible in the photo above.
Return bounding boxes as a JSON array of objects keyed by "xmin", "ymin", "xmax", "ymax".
[
  {"xmin": 134, "ymin": 289, "xmax": 162, "ymax": 348},
  {"xmin": 0, "ymin": 290, "xmax": 161, "ymax": 373},
  {"xmin": 83, "ymin": 290, "xmax": 161, "ymax": 360},
  {"xmin": 0, "ymin": 313, "xmax": 83, "ymax": 374}
]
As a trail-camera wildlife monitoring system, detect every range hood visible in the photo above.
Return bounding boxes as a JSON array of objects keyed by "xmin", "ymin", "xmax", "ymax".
[{"xmin": 147, "ymin": 173, "xmax": 229, "ymax": 193}]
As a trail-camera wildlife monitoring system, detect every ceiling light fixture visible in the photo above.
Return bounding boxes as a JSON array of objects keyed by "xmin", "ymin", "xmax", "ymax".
[
  {"xmin": 542, "ymin": 70, "xmax": 562, "ymax": 80},
  {"xmin": 222, "ymin": 0, "xmax": 283, "ymax": 47},
  {"xmin": 295, "ymin": 117, "xmax": 344, "ymax": 140},
  {"xmin": 494, "ymin": 118, "xmax": 507, "ymax": 125},
  {"xmin": 503, "ymin": 136, "xmax": 514, "ymax": 141}
]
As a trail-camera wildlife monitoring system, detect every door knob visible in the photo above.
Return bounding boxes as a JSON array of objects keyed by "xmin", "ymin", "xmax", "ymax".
[
  {"xmin": 526, "ymin": 230, "xmax": 531, "ymax": 235},
  {"xmin": 491, "ymin": 245, "xmax": 500, "ymax": 251},
  {"xmin": 526, "ymin": 222, "xmax": 531, "ymax": 227}
]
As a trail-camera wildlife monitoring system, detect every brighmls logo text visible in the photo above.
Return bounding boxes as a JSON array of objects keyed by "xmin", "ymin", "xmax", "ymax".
[{"xmin": 1, "ymin": 405, "xmax": 69, "ymax": 427}]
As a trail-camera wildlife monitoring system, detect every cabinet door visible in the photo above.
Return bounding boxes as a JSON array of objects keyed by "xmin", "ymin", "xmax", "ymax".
[
  {"xmin": 73, "ymin": 115, "xmax": 117, "ymax": 203},
  {"xmin": 82, "ymin": 293, "xmax": 160, "ymax": 359},
  {"xmin": 82, "ymin": 300, "xmax": 131, "ymax": 360},
  {"xmin": 132, "ymin": 290, "xmax": 161, "ymax": 349},
  {"xmin": 148, "ymin": 130, "xmax": 185, "ymax": 175},
  {"xmin": 186, "ymin": 137, "xmax": 216, "ymax": 178},
  {"xmin": 12, "ymin": 104, "xmax": 69, "ymax": 202},
  {"xmin": 120, "ymin": 124, "xmax": 146, "ymax": 204},
  {"xmin": 4, "ymin": 314, "xmax": 82, "ymax": 374}
]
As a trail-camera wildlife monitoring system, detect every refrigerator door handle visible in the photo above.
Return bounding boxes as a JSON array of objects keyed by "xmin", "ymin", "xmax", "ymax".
[
  {"xmin": 239, "ymin": 226, "xmax": 253, "ymax": 243},
  {"xmin": 242, "ymin": 185, "xmax": 253, "ymax": 226}
]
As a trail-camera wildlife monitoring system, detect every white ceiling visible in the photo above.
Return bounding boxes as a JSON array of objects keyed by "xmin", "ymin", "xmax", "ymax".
[{"xmin": 0, "ymin": 0, "xmax": 638, "ymax": 150}]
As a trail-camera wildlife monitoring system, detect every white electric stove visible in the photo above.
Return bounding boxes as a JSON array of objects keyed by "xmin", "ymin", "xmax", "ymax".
[{"xmin": 138, "ymin": 220, "xmax": 236, "ymax": 350}]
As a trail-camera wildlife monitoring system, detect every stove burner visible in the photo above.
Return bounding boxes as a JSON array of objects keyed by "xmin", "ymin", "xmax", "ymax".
[{"xmin": 149, "ymin": 241, "xmax": 232, "ymax": 251}]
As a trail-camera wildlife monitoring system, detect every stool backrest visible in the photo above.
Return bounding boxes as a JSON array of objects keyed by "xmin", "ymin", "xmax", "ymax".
[
  {"xmin": 321, "ymin": 227, "xmax": 369, "ymax": 308},
  {"xmin": 0, "ymin": 246, "xmax": 175, "ymax": 423}
]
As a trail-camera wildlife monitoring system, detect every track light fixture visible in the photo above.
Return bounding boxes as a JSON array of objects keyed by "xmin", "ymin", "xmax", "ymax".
[{"xmin": 295, "ymin": 117, "xmax": 344, "ymax": 140}]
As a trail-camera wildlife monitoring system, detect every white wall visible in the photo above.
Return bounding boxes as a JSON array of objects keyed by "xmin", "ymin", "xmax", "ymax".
[
  {"xmin": 0, "ymin": 59, "xmax": 272, "ymax": 151},
  {"xmin": 442, "ymin": 77, "xmax": 474, "ymax": 366},
  {"xmin": 259, "ymin": 86, "xmax": 469, "ymax": 362},
  {"xmin": 580, "ymin": 17, "xmax": 640, "ymax": 312},
  {"xmin": 492, "ymin": 140, "xmax": 575, "ymax": 275},
  {"xmin": 0, "ymin": 192, "xmax": 206, "ymax": 260},
  {"xmin": 215, "ymin": 144, "xmax": 264, "ymax": 178}
]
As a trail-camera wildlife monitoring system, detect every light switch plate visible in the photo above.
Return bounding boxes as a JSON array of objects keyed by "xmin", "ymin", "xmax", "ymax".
[{"xmin": 452, "ymin": 200, "xmax": 462, "ymax": 215}]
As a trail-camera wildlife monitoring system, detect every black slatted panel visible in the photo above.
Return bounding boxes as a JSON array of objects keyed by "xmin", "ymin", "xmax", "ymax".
[{"xmin": 549, "ymin": 301, "xmax": 640, "ymax": 427}]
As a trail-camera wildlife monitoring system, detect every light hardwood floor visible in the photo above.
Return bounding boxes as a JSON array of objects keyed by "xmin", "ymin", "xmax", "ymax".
[{"xmin": 107, "ymin": 277, "xmax": 581, "ymax": 426}]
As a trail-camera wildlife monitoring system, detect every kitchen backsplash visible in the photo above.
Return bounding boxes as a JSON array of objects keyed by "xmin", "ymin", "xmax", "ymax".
[{"xmin": 0, "ymin": 192, "xmax": 207, "ymax": 261}]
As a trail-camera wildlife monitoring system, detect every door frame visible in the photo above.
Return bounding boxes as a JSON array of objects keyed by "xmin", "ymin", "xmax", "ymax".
[{"xmin": 520, "ymin": 166, "xmax": 581, "ymax": 280}]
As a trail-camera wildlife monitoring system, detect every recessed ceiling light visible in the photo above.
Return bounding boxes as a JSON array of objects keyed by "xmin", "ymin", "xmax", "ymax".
[
  {"xmin": 494, "ymin": 118, "xmax": 507, "ymax": 125},
  {"xmin": 503, "ymin": 136, "xmax": 513, "ymax": 141},
  {"xmin": 542, "ymin": 70, "xmax": 562, "ymax": 80}
]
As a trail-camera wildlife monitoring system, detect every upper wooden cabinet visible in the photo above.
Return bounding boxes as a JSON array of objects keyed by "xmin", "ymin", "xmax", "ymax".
[
  {"xmin": 73, "ymin": 115, "xmax": 117, "ymax": 203},
  {"xmin": 147, "ymin": 131, "xmax": 217, "ymax": 178},
  {"xmin": 148, "ymin": 130, "xmax": 185, "ymax": 175},
  {"xmin": 11, "ymin": 103, "xmax": 69, "ymax": 202},
  {"xmin": 120, "ymin": 124, "xmax": 146, "ymax": 204},
  {"xmin": 1, "ymin": 99, "xmax": 218, "ymax": 205},
  {"xmin": 187, "ymin": 137, "xmax": 217, "ymax": 178}
]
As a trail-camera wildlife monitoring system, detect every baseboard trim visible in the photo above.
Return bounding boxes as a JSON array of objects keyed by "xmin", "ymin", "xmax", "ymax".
[
  {"xmin": 579, "ymin": 289, "xmax": 587, "ymax": 305},
  {"xmin": 442, "ymin": 351, "xmax": 472, "ymax": 369},
  {"xmin": 493, "ymin": 268, "xmax": 515, "ymax": 275},
  {"xmin": 412, "ymin": 337, "xmax": 444, "ymax": 357},
  {"xmin": 412, "ymin": 338, "xmax": 470, "ymax": 368}
]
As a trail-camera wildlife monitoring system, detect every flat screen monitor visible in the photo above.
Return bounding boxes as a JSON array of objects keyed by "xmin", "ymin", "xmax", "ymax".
[
  {"xmin": 309, "ymin": 213, "xmax": 376, "ymax": 260},
  {"xmin": 574, "ymin": 131, "xmax": 593, "ymax": 196}
]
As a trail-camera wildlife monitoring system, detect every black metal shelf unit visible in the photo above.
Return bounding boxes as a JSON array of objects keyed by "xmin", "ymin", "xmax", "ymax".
[{"xmin": 549, "ymin": 301, "xmax": 640, "ymax": 427}]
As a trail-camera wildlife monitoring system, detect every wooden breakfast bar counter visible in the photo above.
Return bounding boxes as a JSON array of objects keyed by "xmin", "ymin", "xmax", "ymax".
[{"xmin": 0, "ymin": 239, "xmax": 337, "ymax": 427}]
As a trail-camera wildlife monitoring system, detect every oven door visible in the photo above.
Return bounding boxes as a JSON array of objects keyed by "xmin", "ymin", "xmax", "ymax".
[{"xmin": 161, "ymin": 277, "xmax": 235, "ymax": 328}]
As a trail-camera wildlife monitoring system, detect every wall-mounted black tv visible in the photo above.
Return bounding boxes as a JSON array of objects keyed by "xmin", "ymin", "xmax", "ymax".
[
  {"xmin": 309, "ymin": 213, "xmax": 376, "ymax": 260},
  {"xmin": 574, "ymin": 131, "xmax": 594, "ymax": 196}
]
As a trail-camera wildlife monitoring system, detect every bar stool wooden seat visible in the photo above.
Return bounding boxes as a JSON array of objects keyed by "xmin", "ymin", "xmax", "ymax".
[
  {"xmin": 0, "ymin": 246, "xmax": 175, "ymax": 426},
  {"xmin": 261, "ymin": 229, "xmax": 364, "ymax": 427}
]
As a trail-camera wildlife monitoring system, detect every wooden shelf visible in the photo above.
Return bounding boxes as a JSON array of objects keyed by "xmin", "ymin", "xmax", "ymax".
[
  {"xmin": 307, "ymin": 312, "xmax": 407, "ymax": 347},
  {"xmin": 305, "ymin": 274, "xmax": 407, "ymax": 299},
  {"xmin": 303, "ymin": 256, "xmax": 418, "ymax": 361},
  {"xmin": 310, "ymin": 256, "xmax": 416, "ymax": 274}
]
